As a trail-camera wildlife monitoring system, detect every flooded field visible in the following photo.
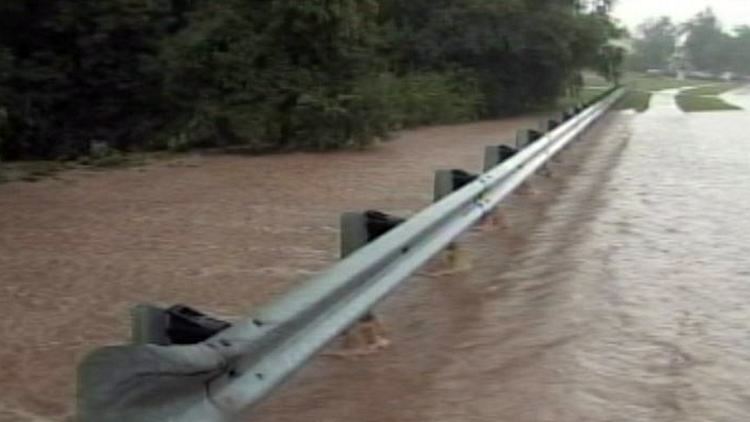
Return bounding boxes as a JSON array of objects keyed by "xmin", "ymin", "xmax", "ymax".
[
  {"xmin": 2, "ymin": 89, "xmax": 750, "ymax": 422},
  {"xmin": 0, "ymin": 116, "xmax": 536, "ymax": 421},
  {"xmin": 248, "ymin": 93, "xmax": 750, "ymax": 422}
]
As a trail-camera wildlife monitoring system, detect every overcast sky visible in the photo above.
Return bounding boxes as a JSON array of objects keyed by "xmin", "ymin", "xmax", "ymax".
[{"xmin": 613, "ymin": 0, "xmax": 750, "ymax": 31}]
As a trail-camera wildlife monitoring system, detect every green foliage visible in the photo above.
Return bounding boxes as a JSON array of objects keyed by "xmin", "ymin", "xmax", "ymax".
[
  {"xmin": 0, "ymin": 0, "xmax": 173, "ymax": 159},
  {"xmin": 0, "ymin": 47, "xmax": 14, "ymax": 159},
  {"xmin": 0, "ymin": 0, "xmax": 621, "ymax": 159},
  {"xmin": 683, "ymin": 9, "xmax": 732, "ymax": 75},
  {"xmin": 728, "ymin": 26, "xmax": 750, "ymax": 75},
  {"xmin": 163, "ymin": 0, "xmax": 385, "ymax": 151},
  {"xmin": 630, "ymin": 17, "xmax": 677, "ymax": 71},
  {"xmin": 381, "ymin": 0, "xmax": 621, "ymax": 115},
  {"xmin": 354, "ymin": 71, "xmax": 483, "ymax": 130},
  {"xmin": 630, "ymin": 9, "xmax": 750, "ymax": 76}
]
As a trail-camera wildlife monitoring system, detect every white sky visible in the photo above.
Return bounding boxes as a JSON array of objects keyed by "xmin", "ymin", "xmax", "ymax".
[{"xmin": 613, "ymin": 0, "xmax": 750, "ymax": 32}]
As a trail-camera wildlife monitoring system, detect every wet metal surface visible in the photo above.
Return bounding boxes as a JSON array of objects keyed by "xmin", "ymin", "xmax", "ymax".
[{"xmin": 2, "ymin": 99, "xmax": 750, "ymax": 421}]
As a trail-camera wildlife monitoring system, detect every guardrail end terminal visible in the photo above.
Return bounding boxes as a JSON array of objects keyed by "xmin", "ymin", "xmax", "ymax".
[{"xmin": 78, "ymin": 343, "xmax": 227, "ymax": 422}]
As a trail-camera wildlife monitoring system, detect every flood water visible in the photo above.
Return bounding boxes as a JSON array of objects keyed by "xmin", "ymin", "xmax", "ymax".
[
  {"xmin": 1, "ymin": 91, "xmax": 749, "ymax": 421},
  {"xmin": 250, "ymin": 92, "xmax": 750, "ymax": 422}
]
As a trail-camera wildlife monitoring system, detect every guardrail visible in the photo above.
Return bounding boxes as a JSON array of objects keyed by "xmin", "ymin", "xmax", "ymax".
[{"xmin": 78, "ymin": 87, "xmax": 624, "ymax": 422}]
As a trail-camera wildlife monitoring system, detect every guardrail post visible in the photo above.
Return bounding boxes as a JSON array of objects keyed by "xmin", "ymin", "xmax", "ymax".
[
  {"xmin": 547, "ymin": 119, "xmax": 560, "ymax": 131},
  {"xmin": 131, "ymin": 304, "xmax": 171, "ymax": 345},
  {"xmin": 517, "ymin": 128, "xmax": 555, "ymax": 175},
  {"xmin": 483, "ymin": 145, "xmax": 518, "ymax": 172},
  {"xmin": 340, "ymin": 212, "xmax": 370, "ymax": 259},
  {"xmin": 515, "ymin": 129, "xmax": 543, "ymax": 150},
  {"xmin": 336, "ymin": 211, "xmax": 405, "ymax": 355},
  {"xmin": 341, "ymin": 211, "xmax": 405, "ymax": 257},
  {"xmin": 130, "ymin": 304, "xmax": 231, "ymax": 346},
  {"xmin": 432, "ymin": 169, "xmax": 481, "ymax": 273},
  {"xmin": 485, "ymin": 143, "xmax": 540, "ymax": 195},
  {"xmin": 483, "ymin": 147, "xmax": 524, "ymax": 227},
  {"xmin": 433, "ymin": 169, "xmax": 478, "ymax": 202}
]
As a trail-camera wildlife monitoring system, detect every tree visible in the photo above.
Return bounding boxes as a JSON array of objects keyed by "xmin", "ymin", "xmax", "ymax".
[
  {"xmin": 164, "ymin": 0, "xmax": 384, "ymax": 150},
  {"xmin": 0, "ymin": 0, "xmax": 170, "ymax": 159},
  {"xmin": 0, "ymin": 0, "xmax": 622, "ymax": 159},
  {"xmin": 631, "ymin": 17, "xmax": 676, "ymax": 71},
  {"xmin": 380, "ymin": 0, "xmax": 618, "ymax": 114},
  {"xmin": 0, "ymin": 47, "xmax": 13, "ymax": 158},
  {"xmin": 728, "ymin": 26, "xmax": 750, "ymax": 75},
  {"xmin": 683, "ymin": 8, "xmax": 732, "ymax": 74}
]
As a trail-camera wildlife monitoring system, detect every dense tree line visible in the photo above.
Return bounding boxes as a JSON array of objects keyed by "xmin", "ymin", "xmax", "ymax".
[
  {"xmin": 0, "ymin": 0, "xmax": 619, "ymax": 160},
  {"xmin": 629, "ymin": 9, "xmax": 750, "ymax": 77}
]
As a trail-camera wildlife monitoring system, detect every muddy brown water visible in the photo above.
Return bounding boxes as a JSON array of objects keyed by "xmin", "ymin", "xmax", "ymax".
[{"xmin": 2, "ymin": 98, "xmax": 750, "ymax": 421}]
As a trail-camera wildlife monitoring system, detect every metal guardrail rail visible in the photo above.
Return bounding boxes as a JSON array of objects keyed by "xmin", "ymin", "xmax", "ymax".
[{"xmin": 78, "ymin": 87, "xmax": 624, "ymax": 422}]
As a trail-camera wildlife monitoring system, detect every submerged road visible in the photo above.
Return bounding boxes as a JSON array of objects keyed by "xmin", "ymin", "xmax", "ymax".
[
  {"xmin": 0, "ymin": 116, "xmax": 538, "ymax": 421},
  {"xmin": 249, "ymin": 90, "xmax": 750, "ymax": 422},
  {"xmin": 1, "ymin": 88, "xmax": 749, "ymax": 421}
]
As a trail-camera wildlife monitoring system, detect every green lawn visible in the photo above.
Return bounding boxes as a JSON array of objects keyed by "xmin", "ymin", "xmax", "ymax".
[
  {"xmin": 555, "ymin": 72, "xmax": 710, "ymax": 113},
  {"xmin": 615, "ymin": 73, "xmax": 732, "ymax": 112},
  {"xmin": 679, "ymin": 83, "xmax": 740, "ymax": 97},
  {"xmin": 674, "ymin": 81, "xmax": 743, "ymax": 112},
  {"xmin": 623, "ymin": 74, "xmax": 707, "ymax": 92},
  {"xmin": 675, "ymin": 94, "xmax": 741, "ymax": 112}
]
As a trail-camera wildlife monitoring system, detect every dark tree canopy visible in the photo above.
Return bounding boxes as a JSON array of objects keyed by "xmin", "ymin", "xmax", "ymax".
[
  {"xmin": 631, "ymin": 17, "xmax": 677, "ymax": 71},
  {"xmin": 683, "ymin": 9, "xmax": 731, "ymax": 74},
  {"xmin": 729, "ymin": 26, "xmax": 750, "ymax": 75},
  {"xmin": 629, "ymin": 9, "xmax": 750, "ymax": 76},
  {"xmin": 0, "ymin": 0, "xmax": 621, "ymax": 160}
]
